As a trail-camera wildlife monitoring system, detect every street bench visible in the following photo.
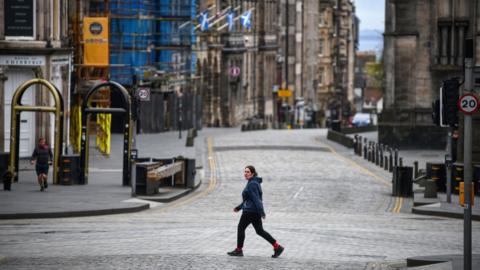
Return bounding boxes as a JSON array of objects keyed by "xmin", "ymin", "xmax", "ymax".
[{"xmin": 136, "ymin": 159, "xmax": 185, "ymax": 195}]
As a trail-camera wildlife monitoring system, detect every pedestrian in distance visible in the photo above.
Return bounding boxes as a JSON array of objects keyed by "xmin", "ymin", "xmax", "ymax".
[
  {"xmin": 227, "ymin": 165, "xmax": 284, "ymax": 258},
  {"xmin": 30, "ymin": 138, "xmax": 53, "ymax": 191}
]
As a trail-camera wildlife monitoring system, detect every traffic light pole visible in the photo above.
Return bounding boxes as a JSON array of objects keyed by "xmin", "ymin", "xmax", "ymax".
[{"xmin": 463, "ymin": 39, "xmax": 473, "ymax": 270}]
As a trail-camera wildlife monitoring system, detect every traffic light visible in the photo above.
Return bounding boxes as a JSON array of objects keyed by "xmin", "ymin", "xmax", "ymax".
[{"xmin": 440, "ymin": 78, "xmax": 459, "ymax": 127}]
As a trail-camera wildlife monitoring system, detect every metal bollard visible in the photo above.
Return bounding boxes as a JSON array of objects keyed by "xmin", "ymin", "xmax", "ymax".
[
  {"xmin": 353, "ymin": 135, "xmax": 358, "ymax": 154},
  {"xmin": 357, "ymin": 136, "xmax": 363, "ymax": 156},
  {"xmin": 414, "ymin": 161, "xmax": 419, "ymax": 178},
  {"xmin": 394, "ymin": 148, "xmax": 399, "ymax": 167},
  {"xmin": 379, "ymin": 144, "xmax": 384, "ymax": 167},
  {"xmin": 389, "ymin": 148, "xmax": 393, "ymax": 172},
  {"xmin": 399, "ymin": 157, "xmax": 403, "ymax": 167},
  {"xmin": 369, "ymin": 143, "xmax": 374, "ymax": 163},
  {"xmin": 363, "ymin": 141, "xmax": 368, "ymax": 159},
  {"xmin": 384, "ymin": 156, "xmax": 389, "ymax": 170},
  {"xmin": 367, "ymin": 142, "xmax": 372, "ymax": 161},
  {"xmin": 375, "ymin": 143, "xmax": 380, "ymax": 166}
]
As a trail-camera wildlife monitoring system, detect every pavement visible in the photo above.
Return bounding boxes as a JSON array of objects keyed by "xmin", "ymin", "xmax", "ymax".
[
  {"xmin": 341, "ymin": 130, "xmax": 480, "ymax": 269},
  {"xmin": 0, "ymin": 130, "xmax": 206, "ymax": 219},
  {"xmin": 0, "ymin": 128, "xmax": 478, "ymax": 269}
]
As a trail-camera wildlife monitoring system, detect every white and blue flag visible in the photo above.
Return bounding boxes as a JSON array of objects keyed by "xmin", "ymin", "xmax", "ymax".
[
  {"xmin": 199, "ymin": 11, "xmax": 209, "ymax": 31},
  {"xmin": 240, "ymin": 10, "xmax": 252, "ymax": 29},
  {"xmin": 227, "ymin": 11, "xmax": 235, "ymax": 31}
]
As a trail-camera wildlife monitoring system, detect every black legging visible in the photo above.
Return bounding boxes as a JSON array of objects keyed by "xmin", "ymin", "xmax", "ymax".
[{"xmin": 237, "ymin": 211, "xmax": 276, "ymax": 248}]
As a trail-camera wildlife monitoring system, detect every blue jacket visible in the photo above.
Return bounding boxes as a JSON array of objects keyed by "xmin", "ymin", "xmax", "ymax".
[{"xmin": 236, "ymin": 177, "xmax": 265, "ymax": 216}]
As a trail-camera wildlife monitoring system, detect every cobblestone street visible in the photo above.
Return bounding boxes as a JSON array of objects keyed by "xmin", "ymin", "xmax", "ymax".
[{"xmin": 0, "ymin": 129, "xmax": 479, "ymax": 269}]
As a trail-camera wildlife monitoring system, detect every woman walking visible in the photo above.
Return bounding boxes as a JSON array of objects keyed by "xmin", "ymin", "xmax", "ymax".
[
  {"xmin": 30, "ymin": 138, "xmax": 53, "ymax": 191},
  {"xmin": 227, "ymin": 165, "xmax": 284, "ymax": 258}
]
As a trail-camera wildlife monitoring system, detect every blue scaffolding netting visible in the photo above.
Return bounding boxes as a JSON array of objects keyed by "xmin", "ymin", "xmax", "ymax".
[{"xmin": 91, "ymin": 0, "xmax": 196, "ymax": 85}]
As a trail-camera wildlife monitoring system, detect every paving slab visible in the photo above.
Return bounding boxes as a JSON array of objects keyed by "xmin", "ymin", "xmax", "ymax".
[
  {"xmin": 407, "ymin": 254, "xmax": 480, "ymax": 270},
  {"xmin": 0, "ymin": 130, "xmax": 206, "ymax": 219}
]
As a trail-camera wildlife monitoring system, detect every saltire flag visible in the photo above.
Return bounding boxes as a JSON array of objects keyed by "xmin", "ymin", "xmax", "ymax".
[
  {"xmin": 227, "ymin": 11, "xmax": 235, "ymax": 31},
  {"xmin": 240, "ymin": 10, "xmax": 252, "ymax": 29},
  {"xmin": 199, "ymin": 11, "xmax": 209, "ymax": 31}
]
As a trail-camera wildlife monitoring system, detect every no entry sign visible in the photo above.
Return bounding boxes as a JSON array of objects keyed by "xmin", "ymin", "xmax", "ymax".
[
  {"xmin": 457, "ymin": 93, "xmax": 479, "ymax": 115},
  {"xmin": 229, "ymin": 66, "xmax": 241, "ymax": 77}
]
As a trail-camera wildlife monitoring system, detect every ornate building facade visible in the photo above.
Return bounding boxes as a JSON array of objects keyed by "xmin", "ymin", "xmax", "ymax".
[{"xmin": 382, "ymin": 0, "xmax": 480, "ymax": 159}]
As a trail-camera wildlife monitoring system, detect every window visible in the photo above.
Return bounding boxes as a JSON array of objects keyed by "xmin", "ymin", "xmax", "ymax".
[
  {"xmin": 319, "ymin": 67, "xmax": 325, "ymax": 85},
  {"xmin": 437, "ymin": 21, "xmax": 468, "ymax": 66},
  {"xmin": 319, "ymin": 38, "xmax": 324, "ymax": 55}
]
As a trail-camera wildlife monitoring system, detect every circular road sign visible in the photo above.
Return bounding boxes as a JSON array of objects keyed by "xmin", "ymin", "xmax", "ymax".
[
  {"xmin": 229, "ymin": 66, "xmax": 241, "ymax": 77},
  {"xmin": 457, "ymin": 93, "xmax": 479, "ymax": 115},
  {"xmin": 137, "ymin": 88, "xmax": 150, "ymax": 101}
]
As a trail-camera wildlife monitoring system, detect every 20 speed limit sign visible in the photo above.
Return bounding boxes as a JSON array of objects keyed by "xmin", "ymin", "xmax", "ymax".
[{"xmin": 457, "ymin": 93, "xmax": 479, "ymax": 115}]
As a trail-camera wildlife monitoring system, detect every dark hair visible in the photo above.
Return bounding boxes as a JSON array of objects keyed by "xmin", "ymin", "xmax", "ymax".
[{"xmin": 245, "ymin": 165, "xmax": 257, "ymax": 177}]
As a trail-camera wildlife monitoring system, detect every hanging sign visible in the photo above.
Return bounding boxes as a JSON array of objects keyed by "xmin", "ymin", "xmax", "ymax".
[{"xmin": 83, "ymin": 17, "xmax": 109, "ymax": 66}]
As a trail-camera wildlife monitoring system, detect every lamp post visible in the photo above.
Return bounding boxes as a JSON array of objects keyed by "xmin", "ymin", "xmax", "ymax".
[{"xmin": 177, "ymin": 89, "xmax": 183, "ymax": 139}]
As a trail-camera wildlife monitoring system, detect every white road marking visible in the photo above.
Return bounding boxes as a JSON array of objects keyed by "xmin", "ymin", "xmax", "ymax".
[{"xmin": 293, "ymin": 186, "xmax": 304, "ymax": 199}]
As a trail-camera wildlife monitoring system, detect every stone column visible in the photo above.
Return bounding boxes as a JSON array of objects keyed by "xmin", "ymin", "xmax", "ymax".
[{"xmin": 0, "ymin": 66, "xmax": 8, "ymax": 152}]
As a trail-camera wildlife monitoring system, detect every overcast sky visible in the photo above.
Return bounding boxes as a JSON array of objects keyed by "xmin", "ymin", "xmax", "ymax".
[{"xmin": 355, "ymin": 0, "xmax": 385, "ymax": 31}]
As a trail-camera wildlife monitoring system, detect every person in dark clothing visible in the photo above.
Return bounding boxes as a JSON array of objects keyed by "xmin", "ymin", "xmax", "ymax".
[
  {"xmin": 30, "ymin": 138, "xmax": 53, "ymax": 191},
  {"xmin": 227, "ymin": 165, "xmax": 284, "ymax": 258}
]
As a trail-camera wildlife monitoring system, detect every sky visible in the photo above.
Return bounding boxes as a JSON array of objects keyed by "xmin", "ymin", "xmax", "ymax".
[{"xmin": 354, "ymin": 0, "xmax": 385, "ymax": 52}]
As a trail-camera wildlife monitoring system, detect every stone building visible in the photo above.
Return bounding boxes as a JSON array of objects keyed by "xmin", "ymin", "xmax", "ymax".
[
  {"xmin": 196, "ymin": 0, "xmax": 278, "ymax": 127},
  {"xmin": 382, "ymin": 0, "xmax": 480, "ymax": 160},
  {"xmin": 317, "ymin": 0, "xmax": 358, "ymax": 127},
  {"xmin": 0, "ymin": 0, "xmax": 72, "ymax": 157}
]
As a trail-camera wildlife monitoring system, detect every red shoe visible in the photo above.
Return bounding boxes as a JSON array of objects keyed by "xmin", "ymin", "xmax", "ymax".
[{"xmin": 272, "ymin": 245, "xmax": 284, "ymax": 258}]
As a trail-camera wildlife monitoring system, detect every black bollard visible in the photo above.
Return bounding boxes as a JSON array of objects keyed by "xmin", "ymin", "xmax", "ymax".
[
  {"xmin": 375, "ymin": 143, "xmax": 380, "ymax": 166},
  {"xmin": 353, "ymin": 134, "xmax": 358, "ymax": 154},
  {"xmin": 414, "ymin": 161, "xmax": 419, "ymax": 178},
  {"xmin": 379, "ymin": 144, "xmax": 384, "ymax": 167},
  {"xmin": 384, "ymin": 156, "xmax": 389, "ymax": 170},
  {"xmin": 369, "ymin": 143, "xmax": 373, "ymax": 162},
  {"xmin": 394, "ymin": 148, "xmax": 399, "ymax": 167},
  {"xmin": 399, "ymin": 157, "xmax": 403, "ymax": 167},
  {"xmin": 357, "ymin": 136, "xmax": 363, "ymax": 156},
  {"xmin": 389, "ymin": 148, "xmax": 393, "ymax": 172},
  {"xmin": 363, "ymin": 142, "xmax": 368, "ymax": 159}
]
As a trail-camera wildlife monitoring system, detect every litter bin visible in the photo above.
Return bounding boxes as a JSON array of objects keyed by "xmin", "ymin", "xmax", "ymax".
[
  {"xmin": 474, "ymin": 164, "xmax": 480, "ymax": 195},
  {"xmin": 0, "ymin": 152, "xmax": 9, "ymax": 184},
  {"xmin": 184, "ymin": 159, "xmax": 196, "ymax": 188},
  {"xmin": 393, "ymin": 166, "xmax": 413, "ymax": 197},
  {"xmin": 59, "ymin": 155, "xmax": 82, "ymax": 185}
]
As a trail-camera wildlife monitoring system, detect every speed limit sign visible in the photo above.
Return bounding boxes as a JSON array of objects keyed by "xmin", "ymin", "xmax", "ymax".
[{"xmin": 457, "ymin": 93, "xmax": 479, "ymax": 115}]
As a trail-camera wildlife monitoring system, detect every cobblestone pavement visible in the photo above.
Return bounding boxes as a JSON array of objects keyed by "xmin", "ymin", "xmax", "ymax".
[{"xmin": 0, "ymin": 129, "xmax": 479, "ymax": 269}]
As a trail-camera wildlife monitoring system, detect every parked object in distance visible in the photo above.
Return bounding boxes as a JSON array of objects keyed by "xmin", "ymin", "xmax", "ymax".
[{"xmin": 351, "ymin": 113, "xmax": 371, "ymax": 127}]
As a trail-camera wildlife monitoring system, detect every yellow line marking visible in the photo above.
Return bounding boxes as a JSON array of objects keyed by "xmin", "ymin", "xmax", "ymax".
[
  {"xmin": 393, "ymin": 197, "xmax": 403, "ymax": 213},
  {"xmin": 156, "ymin": 137, "xmax": 217, "ymax": 212},
  {"xmin": 322, "ymin": 142, "xmax": 404, "ymax": 213},
  {"xmin": 392, "ymin": 197, "xmax": 400, "ymax": 213}
]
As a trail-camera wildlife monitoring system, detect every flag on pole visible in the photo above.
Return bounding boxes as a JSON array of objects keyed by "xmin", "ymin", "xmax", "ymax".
[
  {"xmin": 240, "ymin": 10, "xmax": 252, "ymax": 29},
  {"xmin": 227, "ymin": 11, "xmax": 235, "ymax": 31},
  {"xmin": 199, "ymin": 11, "xmax": 209, "ymax": 31}
]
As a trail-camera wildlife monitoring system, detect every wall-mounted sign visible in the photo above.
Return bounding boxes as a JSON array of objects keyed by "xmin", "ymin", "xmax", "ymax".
[
  {"xmin": 83, "ymin": 17, "xmax": 109, "ymax": 66},
  {"xmin": 229, "ymin": 66, "xmax": 241, "ymax": 77},
  {"xmin": 278, "ymin": 89, "xmax": 292, "ymax": 97},
  {"xmin": 0, "ymin": 55, "xmax": 45, "ymax": 66},
  {"xmin": 4, "ymin": 0, "xmax": 35, "ymax": 39},
  {"xmin": 137, "ymin": 88, "xmax": 151, "ymax": 101}
]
